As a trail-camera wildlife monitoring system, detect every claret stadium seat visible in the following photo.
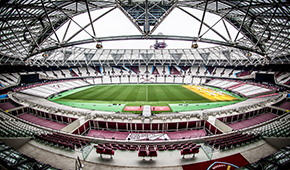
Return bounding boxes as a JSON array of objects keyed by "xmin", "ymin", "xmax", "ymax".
[
  {"xmin": 138, "ymin": 148, "xmax": 148, "ymax": 159},
  {"xmin": 96, "ymin": 146, "xmax": 104, "ymax": 157},
  {"xmin": 148, "ymin": 149, "xmax": 157, "ymax": 158},
  {"xmin": 103, "ymin": 148, "xmax": 115, "ymax": 158},
  {"xmin": 181, "ymin": 145, "xmax": 201, "ymax": 158}
]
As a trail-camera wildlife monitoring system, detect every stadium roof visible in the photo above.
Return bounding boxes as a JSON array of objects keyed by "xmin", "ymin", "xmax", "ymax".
[{"xmin": 0, "ymin": 0, "xmax": 290, "ymax": 66}]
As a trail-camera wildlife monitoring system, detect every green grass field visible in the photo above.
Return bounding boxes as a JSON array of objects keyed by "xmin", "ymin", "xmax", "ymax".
[
  {"xmin": 57, "ymin": 84, "xmax": 210, "ymax": 102},
  {"xmin": 49, "ymin": 84, "xmax": 245, "ymax": 113}
]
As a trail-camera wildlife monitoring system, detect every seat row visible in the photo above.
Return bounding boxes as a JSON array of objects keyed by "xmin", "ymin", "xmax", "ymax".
[
  {"xmin": 35, "ymin": 134, "xmax": 75, "ymax": 150},
  {"xmin": 95, "ymin": 146, "xmax": 115, "ymax": 158},
  {"xmin": 242, "ymin": 144, "xmax": 290, "ymax": 169},
  {"xmin": 94, "ymin": 142, "xmax": 201, "ymax": 159},
  {"xmin": 0, "ymin": 141, "xmax": 57, "ymax": 170},
  {"xmin": 0, "ymin": 121, "xmax": 34, "ymax": 138},
  {"xmin": 138, "ymin": 145, "xmax": 157, "ymax": 159},
  {"xmin": 181, "ymin": 144, "xmax": 201, "ymax": 158},
  {"xmin": 35, "ymin": 133, "xmax": 90, "ymax": 150},
  {"xmin": 205, "ymin": 133, "xmax": 260, "ymax": 150},
  {"xmin": 254, "ymin": 120, "xmax": 290, "ymax": 138},
  {"xmin": 95, "ymin": 142, "xmax": 198, "ymax": 152},
  {"xmin": 156, "ymin": 142, "xmax": 197, "ymax": 151}
]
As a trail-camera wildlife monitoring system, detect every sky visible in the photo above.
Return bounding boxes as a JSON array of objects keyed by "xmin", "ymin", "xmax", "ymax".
[{"xmin": 52, "ymin": 6, "xmax": 243, "ymax": 50}]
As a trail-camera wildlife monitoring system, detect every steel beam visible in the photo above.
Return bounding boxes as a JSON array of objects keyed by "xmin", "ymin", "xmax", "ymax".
[
  {"xmin": 41, "ymin": 0, "xmax": 60, "ymax": 43},
  {"xmin": 234, "ymin": 0, "xmax": 252, "ymax": 42},
  {"xmin": 66, "ymin": 7, "xmax": 117, "ymax": 43},
  {"xmin": 16, "ymin": 8, "xmax": 40, "ymax": 50},
  {"xmin": 255, "ymin": 6, "xmax": 278, "ymax": 49},
  {"xmin": 177, "ymin": 6, "xmax": 228, "ymax": 42},
  {"xmin": 197, "ymin": 0, "xmax": 209, "ymax": 37},
  {"xmin": 85, "ymin": 0, "xmax": 97, "ymax": 37}
]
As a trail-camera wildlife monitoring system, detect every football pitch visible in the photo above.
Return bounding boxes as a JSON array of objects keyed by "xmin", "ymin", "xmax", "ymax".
[{"xmin": 49, "ymin": 84, "xmax": 243, "ymax": 113}]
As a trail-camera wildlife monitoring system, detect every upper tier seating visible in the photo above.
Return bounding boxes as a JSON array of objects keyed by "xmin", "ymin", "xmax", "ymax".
[
  {"xmin": 206, "ymin": 79, "xmax": 240, "ymax": 89},
  {"xmin": 232, "ymin": 84, "xmax": 271, "ymax": 97},
  {"xmin": 276, "ymin": 72, "xmax": 290, "ymax": 85},
  {"xmin": 0, "ymin": 73, "xmax": 19, "ymax": 89},
  {"xmin": 21, "ymin": 79, "xmax": 89, "ymax": 98},
  {"xmin": 0, "ymin": 120, "xmax": 34, "ymax": 138},
  {"xmin": 206, "ymin": 79, "xmax": 274, "ymax": 97}
]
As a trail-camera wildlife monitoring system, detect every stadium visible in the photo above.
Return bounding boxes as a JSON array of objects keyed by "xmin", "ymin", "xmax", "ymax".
[{"xmin": 0, "ymin": 0, "xmax": 290, "ymax": 170}]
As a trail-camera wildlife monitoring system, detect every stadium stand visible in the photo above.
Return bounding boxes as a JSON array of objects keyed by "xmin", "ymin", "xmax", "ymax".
[
  {"xmin": 20, "ymin": 79, "xmax": 89, "ymax": 98},
  {"xmin": 0, "ymin": 101, "xmax": 18, "ymax": 110},
  {"xmin": 240, "ymin": 144, "xmax": 290, "ymax": 169},
  {"xmin": 248, "ymin": 112, "xmax": 290, "ymax": 138},
  {"xmin": 276, "ymin": 72, "xmax": 290, "ymax": 85},
  {"xmin": 0, "ymin": 70, "xmax": 288, "ymax": 169},
  {"xmin": 205, "ymin": 132, "xmax": 260, "ymax": 150},
  {"xmin": 0, "ymin": 73, "xmax": 19, "ymax": 88},
  {"xmin": 0, "ymin": 110, "xmax": 46, "ymax": 137},
  {"xmin": 35, "ymin": 133, "xmax": 90, "ymax": 150},
  {"xmin": 206, "ymin": 79, "xmax": 241, "ymax": 89},
  {"xmin": 206, "ymin": 79, "xmax": 275, "ymax": 97},
  {"xmin": 181, "ymin": 144, "xmax": 201, "ymax": 158},
  {"xmin": 166, "ymin": 129, "xmax": 207, "ymax": 140},
  {"xmin": 217, "ymin": 107, "xmax": 279, "ymax": 130},
  {"xmin": 278, "ymin": 101, "xmax": 290, "ymax": 110},
  {"xmin": 18, "ymin": 113, "xmax": 69, "ymax": 130},
  {"xmin": 227, "ymin": 113, "xmax": 277, "ymax": 130},
  {"xmin": 0, "ymin": 141, "xmax": 58, "ymax": 170}
]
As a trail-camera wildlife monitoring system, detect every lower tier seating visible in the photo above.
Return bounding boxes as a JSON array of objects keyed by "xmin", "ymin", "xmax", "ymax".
[
  {"xmin": 250, "ymin": 114, "xmax": 290, "ymax": 138},
  {"xmin": 18, "ymin": 113, "xmax": 67, "ymax": 130},
  {"xmin": 94, "ymin": 142, "xmax": 200, "ymax": 151},
  {"xmin": 0, "ymin": 111, "xmax": 45, "ymax": 138},
  {"xmin": 241, "ymin": 144, "xmax": 290, "ymax": 170},
  {"xmin": 228, "ymin": 113, "xmax": 277, "ymax": 130},
  {"xmin": 35, "ymin": 133, "xmax": 90, "ymax": 150},
  {"xmin": 0, "ymin": 121, "xmax": 34, "ymax": 137},
  {"xmin": 279, "ymin": 101, "xmax": 290, "ymax": 110},
  {"xmin": 0, "ymin": 101, "xmax": 18, "ymax": 110},
  {"xmin": 138, "ymin": 144, "xmax": 158, "ymax": 159},
  {"xmin": 205, "ymin": 133, "xmax": 260, "ymax": 150},
  {"xmin": 181, "ymin": 144, "xmax": 201, "ymax": 158},
  {"xmin": 94, "ymin": 142, "xmax": 202, "ymax": 159},
  {"xmin": 0, "ymin": 141, "xmax": 57, "ymax": 170},
  {"xmin": 86, "ymin": 129, "xmax": 207, "ymax": 140},
  {"xmin": 96, "ymin": 146, "xmax": 115, "ymax": 158}
]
